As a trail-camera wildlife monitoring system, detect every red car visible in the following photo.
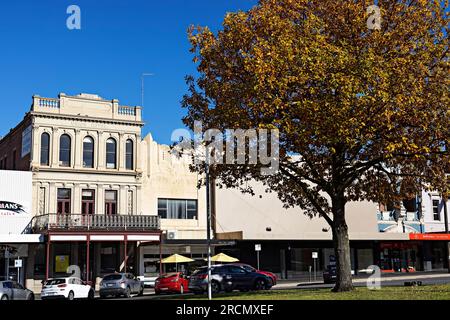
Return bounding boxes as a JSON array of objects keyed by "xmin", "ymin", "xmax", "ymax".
[
  {"xmin": 154, "ymin": 272, "xmax": 189, "ymax": 295},
  {"xmin": 230, "ymin": 263, "xmax": 277, "ymax": 286}
]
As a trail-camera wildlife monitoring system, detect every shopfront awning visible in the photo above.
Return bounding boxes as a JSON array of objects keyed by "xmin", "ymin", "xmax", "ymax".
[{"xmin": 0, "ymin": 234, "xmax": 44, "ymax": 243}]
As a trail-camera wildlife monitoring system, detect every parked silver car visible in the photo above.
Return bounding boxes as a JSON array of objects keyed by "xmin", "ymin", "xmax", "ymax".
[
  {"xmin": 99, "ymin": 273, "xmax": 144, "ymax": 298},
  {"xmin": 0, "ymin": 281, "xmax": 35, "ymax": 300}
]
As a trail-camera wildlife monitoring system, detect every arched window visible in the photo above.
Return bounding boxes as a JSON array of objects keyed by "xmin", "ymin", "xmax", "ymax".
[
  {"xmin": 40, "ymin": 133, "xmax": 50, "ymax": 166},
  {"xmin": 83, "ymin": 136, "xmax": 94, "ymax": 168},
  {"xmin": 125, "ymin": 139, "xmax": 134, "ymax": 170},
  {"xmin": 106, "ymin": 138, "xmax": 117, "ymax": 169},
  {"xmin": 59, "ymin": 134, "xmax": 71, "ymax": 167}
]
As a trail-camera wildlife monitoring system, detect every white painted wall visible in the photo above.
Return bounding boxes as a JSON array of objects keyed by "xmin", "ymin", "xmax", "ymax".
[{"xmin": 0, "ymin": 170, "xmax": 32, "ymax": 234}]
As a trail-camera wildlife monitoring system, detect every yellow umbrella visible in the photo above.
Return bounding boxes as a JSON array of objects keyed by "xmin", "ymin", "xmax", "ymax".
[
  {"xmin": 210, "ymin": 253, "xmax": 239, "ymax": 263},
  {"xmin": 161, "ymin": 254, "xmax": 194, "ymax": 272}
]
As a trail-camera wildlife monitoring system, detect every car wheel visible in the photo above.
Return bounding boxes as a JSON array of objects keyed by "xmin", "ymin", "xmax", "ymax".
[
  {"xmin": 1, "ymin": 295, "xmax": 8, "ymax": 301},
  {"xmin": 254, "ymin": 278, "xmax": 266, "ymax": 291},
  {"xmin": 27, "ymin": 293, "xmax": 35, "ymax": 300},
  {"xmin": 211, "ymin": 281, "xmax": 221, "ymax": 294},
  {"xmin": 88, "ymin": 290, "xmax": 95, "ymax": 300},
  {"xmin": 180, "ymin": 285, "xmax": 184, "ymax": 295},
  {"xmin": 124, "ymin": 287, "xmax": 131, "ymax": 298},
  {"xmin": 68, "ymin": 291, "xmax": 75, "ymax": 301}
]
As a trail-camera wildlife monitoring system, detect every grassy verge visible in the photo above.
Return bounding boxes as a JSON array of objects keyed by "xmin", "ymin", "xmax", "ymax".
[{"xmin": 160, "ymin": 284, "xmax": 450, "ymax": 300}]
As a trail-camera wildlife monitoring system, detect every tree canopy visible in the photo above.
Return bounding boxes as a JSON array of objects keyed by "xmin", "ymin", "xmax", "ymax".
[{"xmin": 182, "ymin": 0, "xmax": 449, "ymax": 291}]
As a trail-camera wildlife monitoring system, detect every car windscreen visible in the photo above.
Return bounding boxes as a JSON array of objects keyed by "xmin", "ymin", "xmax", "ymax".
[
  {"xmin": 160, "ymin": 273, "xmax": 179, "ymax": 278},
  {"xmin": 102, "ymin": 274, "xmax": 123, "ymax": 281},
  {"xmin": 241, "ymin": 265, "xmax": 255, "ymax": 272},
  {"xmin": 43, "ymin": 279, "xmax": 66, "ymax": 286},
  {"xmin": 191, "ymin": 268, "xmax": 207, "ymax": 275}
]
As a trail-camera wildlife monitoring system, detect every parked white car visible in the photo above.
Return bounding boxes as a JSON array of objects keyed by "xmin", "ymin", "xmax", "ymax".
[{"xmin": 41, "ymin": 277, "xmax": 94, "ymax": 300}]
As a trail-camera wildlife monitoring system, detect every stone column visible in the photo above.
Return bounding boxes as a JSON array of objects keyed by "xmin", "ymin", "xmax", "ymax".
[
  {"xmin": 74, "ymin": 129, "xmax": 82, "ymax": 169},
  {"xmin": 51, "ymin": 128, "xmax": 59, "ymax": 167},
  {"xmin": 119, "ymin": 185, "xmax": 127, "ymax": 215},
  {"xmin": 49, "ymin": 182, "xmax": 57, "ymax": 214},
  {"xmin": 97, "ymin": 131, "xmax": 105, "ymax": 170},
  {"xmin": 118, "ymin": 133, "xmax": 125, "ymax": 171},
  {"xmin": 31, "ymin": 124, "xmax": 40, "ymax": 168},
  {"xmin": 97, "ymin": 185, "xmax": 104, "ymax": 215},
  {"xmin": 73, "ymin": 184, "xmax": 81, "ymax": 214}
]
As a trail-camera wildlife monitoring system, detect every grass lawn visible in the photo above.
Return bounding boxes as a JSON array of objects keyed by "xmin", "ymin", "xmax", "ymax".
[{"xmin": 167, "ymin": 284, "xmax": 450, "ymax": 300}]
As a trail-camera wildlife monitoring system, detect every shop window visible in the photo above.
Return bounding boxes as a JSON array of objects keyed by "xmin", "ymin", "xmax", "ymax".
[{"xmin": 157, "ymin": 199, "xmax": 197, "ymax": 219}]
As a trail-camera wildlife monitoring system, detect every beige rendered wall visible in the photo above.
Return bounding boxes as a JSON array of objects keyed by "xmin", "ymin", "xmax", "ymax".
[
  {"xmin": 214, "ymin": 180, "xmax": 394, "ymax": 241},
  {"xmin": 140, "ymin": 134, "xmax": 207, "ymax": 240}
]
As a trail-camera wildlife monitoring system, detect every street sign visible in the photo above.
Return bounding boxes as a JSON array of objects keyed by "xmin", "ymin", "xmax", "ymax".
[
  {"xmin": 14, "ymin": 259, "xmax": 22, "ymax": 268},
  {"xmin": 312, "ymin": 251, "xmax": 318, "ymax": 259},
  {"xmin": 255, "ymin": 244, "xmax": 261, "ymax": 252}
]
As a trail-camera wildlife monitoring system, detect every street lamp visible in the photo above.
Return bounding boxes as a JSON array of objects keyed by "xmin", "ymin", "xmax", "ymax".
[{"xmin": 205, "ymin": 162, "xmax": 212, "ymax": 300}]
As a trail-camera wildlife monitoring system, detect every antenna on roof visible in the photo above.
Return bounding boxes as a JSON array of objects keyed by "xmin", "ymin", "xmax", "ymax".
[{"xmin": 141, "ymin": 73, "xmax": 155, "ymax": 110}]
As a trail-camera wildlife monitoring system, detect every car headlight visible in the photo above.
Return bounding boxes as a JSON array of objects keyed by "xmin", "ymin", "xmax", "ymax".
[{"xmin": 120, "ymin": 282, "xmax": 126, "ymax": 288}]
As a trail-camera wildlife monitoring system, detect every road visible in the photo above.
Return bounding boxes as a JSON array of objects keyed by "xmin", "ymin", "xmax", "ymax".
[{"xmin": 35, "ymin": 271, "xmax": 450, "ymax": 300}]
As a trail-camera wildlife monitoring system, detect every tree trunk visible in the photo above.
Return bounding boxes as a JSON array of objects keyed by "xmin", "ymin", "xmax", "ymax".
[{"xmin": 331, "ymin": 195, "xmax": 354, "ymax": 292}]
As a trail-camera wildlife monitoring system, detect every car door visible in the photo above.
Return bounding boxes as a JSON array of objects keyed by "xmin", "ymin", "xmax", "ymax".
[
  {"xmin": 74, "ymin": 278, "xmax": 88, "ymax": 297},
  {"xmin": 227, "ymin": 266, "xmax": 251, "ymax": 289},
  {"xmin": 12, "ymin": 282, "xmax": 27, "ymax": 300},
  {"xmin": 132, "ymin": 274, "xmax": 140, "ymax": 292},
  {"xmin": 2, "ymin": 281, "xmax": 13, "ymax": 299}
]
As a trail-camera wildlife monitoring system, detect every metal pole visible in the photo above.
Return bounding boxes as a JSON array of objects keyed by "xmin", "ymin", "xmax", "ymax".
[
  {"xmin": 5, "ymin": 247, "xmax": 9, "ymax": 280},
  {"xmin": 86, "ymin": 238, "xmax": 90, "ymax": 283},
  {"xmin": 314, "ymin": 258, "xmax": 317, "ymax": 282},
  {"xmin": 257, "ymin": 251, "xmax": 260, "ymax": 270},
  {"xmin": 443, "ymin": 194, "xmax": 450, "ymax": 273},
  {"xmin": 206, "ymin": 162, "xmax": 212, "ymax": 300}
]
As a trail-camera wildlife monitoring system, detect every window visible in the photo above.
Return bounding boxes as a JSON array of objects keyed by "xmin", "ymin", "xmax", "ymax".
[
  {"xmin": 125, "ymin": 139, "xmax": 134, "ymax": 170},
  {"xmin": 105, "ymin": 190, "xmax": 118, "ymax": 215},
  {"xmin": 59, "ymin": 134, "xmax": 71, "ymax": 167},
  {"xmin": 57, "ymin": 188, "xmax": 71, "ymax": 214},
  {"xmin": 433, "ymin": 200, "xmax": 441, "ymax": 221},
  {"xmin": 106, "ymin": 138, "xmax": 117, "ymax": 169},
  {"xmin": 82, "ymin": 136, "xmax": 94, "ymax": 168},
  {"xmin": 81, "ymin": 189, "xmax": 95, "ymax": 215},
  {"xmin": 40, "ymin": 133, "xmax": 50, "ymax": 166},
  {"xmin": 157, "ymin": 199, "xmax": 198, "ymax": 219}
]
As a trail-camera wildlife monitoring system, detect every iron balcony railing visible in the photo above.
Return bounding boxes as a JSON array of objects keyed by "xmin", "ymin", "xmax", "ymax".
[{"xmin": 32, "ymin": 213, "xmax": 160, "ymax": 232}]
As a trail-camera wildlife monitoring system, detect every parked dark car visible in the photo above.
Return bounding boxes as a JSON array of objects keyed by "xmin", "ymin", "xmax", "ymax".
[
  {"xmin": 188, "ymin": 265, "xmax": 272, "ymax": 294},
  {"xmin": 229, "ymin": 263, "xmax": 277, "ymax": 286},
  {"xmin": 99, "ymin": 273, "xmax": 144, "ymax": 298}
]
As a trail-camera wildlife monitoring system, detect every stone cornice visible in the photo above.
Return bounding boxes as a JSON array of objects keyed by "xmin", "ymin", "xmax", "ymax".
[{"xmin": 29, "ymin": 111, "xmax": 145, "ymax": 127}]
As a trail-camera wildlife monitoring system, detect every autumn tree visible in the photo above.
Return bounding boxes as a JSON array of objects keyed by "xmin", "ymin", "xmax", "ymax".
[{"xmin": 182, "ymin": 0, "xmax": 449, "ymax": 292}]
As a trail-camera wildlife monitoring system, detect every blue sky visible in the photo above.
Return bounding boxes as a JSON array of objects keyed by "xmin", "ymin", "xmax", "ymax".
[{"xmin": 0, "ymin": 0, "xmax": 256, "ymax": 144}]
